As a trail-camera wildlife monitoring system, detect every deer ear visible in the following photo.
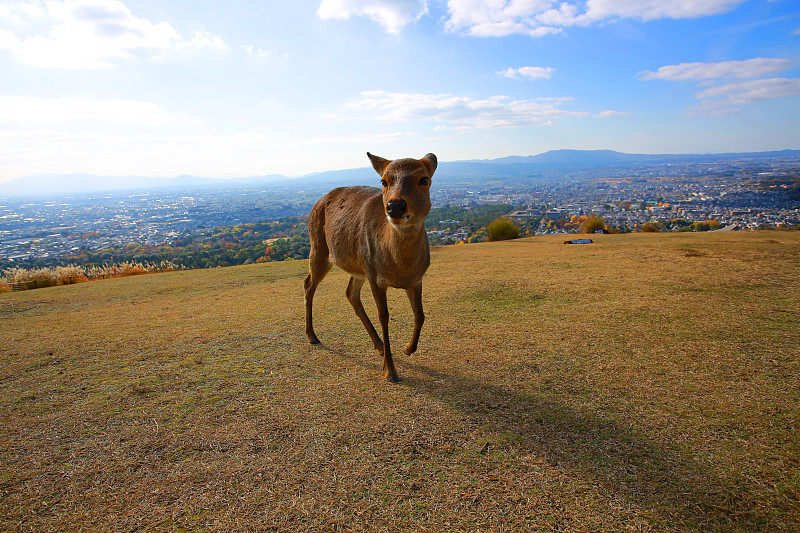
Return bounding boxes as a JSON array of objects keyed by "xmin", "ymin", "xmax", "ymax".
[
  {"xmin": 420, "ymin": 153, "xmax": 437, "ymax": 175},
  {"xmin": 367, "ymin": 152, "xmax": 391, "ymax": 176}
]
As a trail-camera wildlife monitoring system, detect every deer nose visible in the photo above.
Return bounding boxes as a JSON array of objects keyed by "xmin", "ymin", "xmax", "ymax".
[{"xmin": 386, "ymin": 200, "xmax": 407, "ymax": 218}]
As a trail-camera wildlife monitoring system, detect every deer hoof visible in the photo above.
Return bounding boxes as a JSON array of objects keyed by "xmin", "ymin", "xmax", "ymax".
[
  {"xmin": 386, "ymin": 373, "xmax": 400, "ymax": 383},
  {"xmin": 403, "ymin": 343, "xmax": 417, "ymax": 355},
  {"xmin": 308, "ymin": 336, "xmax": 321, "ymax": 345}
]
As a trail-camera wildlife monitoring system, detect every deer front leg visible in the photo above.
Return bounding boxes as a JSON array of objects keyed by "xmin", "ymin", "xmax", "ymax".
[
  {"xmin": 403, "ymin": 284, "xmax": 424, "ymax": 355},
  {"xmin": 369, "ymin": 279, "xmax": 398, "ymax": 383},
  {"xmin": 304, "ymin": 273, "xmax": 321, "ymax": 344},
  {"xmin": 346, "ymin": 276, "xmax": 384, "ymax": 353}
]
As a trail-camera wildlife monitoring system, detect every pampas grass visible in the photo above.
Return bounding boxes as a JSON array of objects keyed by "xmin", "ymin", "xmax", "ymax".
[{"xmin": 0, "ymin": 261, "xmax": 179, "ymax": 292}]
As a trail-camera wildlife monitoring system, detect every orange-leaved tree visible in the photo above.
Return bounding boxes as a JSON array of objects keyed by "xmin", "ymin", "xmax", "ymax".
[{"xmin": 580, "ymin": 215, "xmax": 606, "ymax": 234}]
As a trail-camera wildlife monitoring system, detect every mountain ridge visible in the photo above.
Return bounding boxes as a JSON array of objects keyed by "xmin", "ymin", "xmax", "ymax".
[
  {"xmin": 2, "ymin": 148, "xmax": 798, "ymax": 197},
  {"xmin": 462, "ymin": 148, "xmax": 800, "ymax": 165}
]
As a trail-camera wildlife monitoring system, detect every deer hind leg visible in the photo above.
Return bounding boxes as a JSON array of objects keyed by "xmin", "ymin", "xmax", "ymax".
[
  {"xmin": 304, "ymin": 258, "xmax": 331, "ymax": 344},
  {"xmin": 346, "ymin": 276, "xmax": 384, "ymax": 354},
  {"xmin": 403, "ymin": 284, "xmax": 424, "ymax": 356},
  {"xmin": 304, "ymin": 218, "xmax": 332, "ymax": 344},
  {"xmin": 369, "ymin": 279, "xmax": 398, "ymax": 383}
]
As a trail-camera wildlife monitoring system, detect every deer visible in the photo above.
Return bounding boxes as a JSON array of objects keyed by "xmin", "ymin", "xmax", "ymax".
[{"xmin": 304, "ymin": 152, "xmax": 438, "ymax": 382}]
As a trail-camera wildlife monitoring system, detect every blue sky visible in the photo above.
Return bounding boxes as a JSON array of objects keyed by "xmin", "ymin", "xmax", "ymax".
[{"xmin": 1, "ymin": 0, "xmax": 799, "ymax": 182}]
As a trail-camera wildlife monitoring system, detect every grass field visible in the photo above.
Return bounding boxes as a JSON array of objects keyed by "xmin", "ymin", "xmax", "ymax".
[{"xmin": 1, "ymin": 231, "xmax": 798, "ymax": 532}]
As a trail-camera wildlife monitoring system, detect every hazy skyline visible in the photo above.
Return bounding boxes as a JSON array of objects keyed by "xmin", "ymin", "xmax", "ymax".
[{"xmin": 1, "ymin": 0, "xmax": 799, "ymax": 184}]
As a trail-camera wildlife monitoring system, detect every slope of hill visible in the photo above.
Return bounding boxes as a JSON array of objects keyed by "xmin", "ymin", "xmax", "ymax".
[{"xmin": 1, "ymin": 231, "xmax": 798, "ymax": 531}]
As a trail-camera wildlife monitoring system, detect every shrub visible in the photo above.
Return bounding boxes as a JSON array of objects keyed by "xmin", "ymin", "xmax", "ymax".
[
  {"xmin": 641, "ymin": 223, "xmax": 660, "ymax": 232},
  {"xmin": 487, "ymin": 218, "xmax": 520, "ymax": 241}
]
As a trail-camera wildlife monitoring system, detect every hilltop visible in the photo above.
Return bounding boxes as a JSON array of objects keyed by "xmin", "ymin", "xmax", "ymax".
[{"xmin": 1, "ymin": 231, "xmax": 799, "ymax": 531}]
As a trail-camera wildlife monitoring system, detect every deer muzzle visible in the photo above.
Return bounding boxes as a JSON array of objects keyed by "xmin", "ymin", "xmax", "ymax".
[{"xmin": 386, "ymin": 200, "xmax": 407, "ymax": 219}]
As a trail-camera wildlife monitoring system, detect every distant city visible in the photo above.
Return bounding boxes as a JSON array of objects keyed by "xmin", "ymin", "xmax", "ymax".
[
  {"xmin": 1, "ymin": 149, "xmax": 798, "ymax": 268},
  {"xmin": 0, "ymin": 185, "xmax": 316, "ymax": 265}
]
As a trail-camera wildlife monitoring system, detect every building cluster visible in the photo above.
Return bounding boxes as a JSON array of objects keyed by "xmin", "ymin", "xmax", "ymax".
[
  {"xmin": 526, "ymin": 177, "xmax": 798, "ymax": 234},
  {"xmin": 433, "ymin": 170, "xmax": 798, "ymax": 238},
  {"xmin": 1, "ymin": 159, "xmax": 798, "ymax": 266},
  {"xmin": 0, "ymin": 187, "xmax": 314, "ymax": 265}
]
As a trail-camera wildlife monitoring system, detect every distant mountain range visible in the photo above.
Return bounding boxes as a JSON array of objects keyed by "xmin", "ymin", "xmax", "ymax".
[
  {"xmin": 2, "ymin": 149, "xmax": 798, "ymax": 197},
  {"xmin": 480, "ymin": 149, "xmax": 800, "ymax": 166},
  {"xmin": 0, "ymin": 172, "xmax": 288, "ymax": 197}
]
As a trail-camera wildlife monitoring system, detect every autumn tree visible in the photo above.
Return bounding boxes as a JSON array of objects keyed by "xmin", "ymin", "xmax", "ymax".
[
  {"xmin": 641, "ymin": 222, "xmax": 660, "ymax": 232},
  {"xmin": 580, "ymin": 215, "xmax": 606, "ymax": 234}
]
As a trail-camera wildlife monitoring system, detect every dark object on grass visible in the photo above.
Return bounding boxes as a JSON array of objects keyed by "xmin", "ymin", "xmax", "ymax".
[{"xmin": 564, "ymin": 239, "xmax": 593, "ymax": 245}]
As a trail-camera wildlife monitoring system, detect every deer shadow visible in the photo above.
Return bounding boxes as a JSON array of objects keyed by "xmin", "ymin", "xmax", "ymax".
[{"xmin": 399, "ymin": 361, "xmax": 767, "ymax": 532}]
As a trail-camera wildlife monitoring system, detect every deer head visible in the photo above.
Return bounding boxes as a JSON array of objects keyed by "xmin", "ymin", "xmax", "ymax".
[{"xmin": 368, "ymin": 152, "xmax": 437, "ymax": 231}]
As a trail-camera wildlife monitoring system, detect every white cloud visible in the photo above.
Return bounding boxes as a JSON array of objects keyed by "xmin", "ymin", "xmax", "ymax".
[
  {"xmin": 243, "ymin": 45, "xmax": 274, "ymax": 58},
  {"xmin": 0, "ymin": 95, "xmax": 179, "ymax": 125},
  {"xmin": 347, "ymin": 90, "xmax": 588, "ymax": 129},
  {"xmin": 640, "ymin": 58, "xmax": 793, "ymax": 81},
  {"xmin": 0, "ymin": 0, "xmax": 226, "ymax": 69},
  {"xmin": 445, "ymin": 0, "xmax": 563, "ymax": 37},
  {"xmin": 298, "ymin": 131, "xmax": 419, "ymax": 145},
  {"xmin": 640, "ymin": 58, "xmax": 800, "ymax": 116},
  {"xmin": 444, "ymin": 0, "xmax": 748, "ymax": 37},
  {"xmin": 583, "ymin": 0, "xmax": 747, "ymax": 21},
  {"xmin": 243, "ymin": 45, "xmax": 288, "ymax": 60},
  {"xmin": 0, "ymin": 27, "xmax": 20, "ymax": 49},
  {"xmin": 596, "ymin": 110, "xmax": 630, "ymax": 118},
  {"xmin": 688, "ymin": 77, "xmax": 800, "ymax": 115},
  {"xmin": 174, "ymin": 30, "xmax": 225, "ymax": 54},
  {"xmin": 498, "ymin": 66, "xmax": 555, "ymax": 79},
  {"xmin": 317, "ymin": 0, "xmax": 428, "ymax": 34},
  {"xmin": 692, "ymin": 78, "xmax": 800, "ymax": 116}
]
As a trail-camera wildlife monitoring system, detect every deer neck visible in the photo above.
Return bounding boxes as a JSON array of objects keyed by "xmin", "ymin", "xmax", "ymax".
[{"xmin": 381, "ymin": 219, "xmax": 427, "ymax": 257}]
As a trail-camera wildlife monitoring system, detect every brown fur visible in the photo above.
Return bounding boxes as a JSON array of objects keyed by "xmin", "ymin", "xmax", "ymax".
[{"xmin": 304, "ymin": 152, "xmax": 438, "ymax": 382}]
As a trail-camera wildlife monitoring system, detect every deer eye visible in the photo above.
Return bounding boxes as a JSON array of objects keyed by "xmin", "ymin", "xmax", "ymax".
[
  {"xmin": 419, "ymin": 177, "xmax": 429, "ymax": 186},
  {"xmin": 380, "ymin": 179, "xmax": 388, "ymax": 187}
]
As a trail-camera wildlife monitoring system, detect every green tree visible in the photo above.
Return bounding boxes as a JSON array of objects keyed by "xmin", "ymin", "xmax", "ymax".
[{"xmin": 487, "ymin": 218, "xmax": 520, "ymax": 241}]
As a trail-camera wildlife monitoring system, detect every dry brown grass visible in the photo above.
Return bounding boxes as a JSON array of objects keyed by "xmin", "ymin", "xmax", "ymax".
[
  {"xmin": 1, "ymin": 261, "xmax": 179, "ymax": 293},
  {"xmin": 1, "ymin": 231, "xmax": 798, "ymax": 531}
]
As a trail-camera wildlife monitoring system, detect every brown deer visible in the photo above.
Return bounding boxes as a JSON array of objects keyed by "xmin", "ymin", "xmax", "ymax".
[{"xmin": 304, "ymin": 152, "xmax": 437, "ymax": 382}]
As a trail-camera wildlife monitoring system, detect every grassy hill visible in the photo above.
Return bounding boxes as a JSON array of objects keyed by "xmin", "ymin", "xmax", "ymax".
[{"xmin": 1, "ymin": 231, "xmax": 798, "ymax": 531}]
